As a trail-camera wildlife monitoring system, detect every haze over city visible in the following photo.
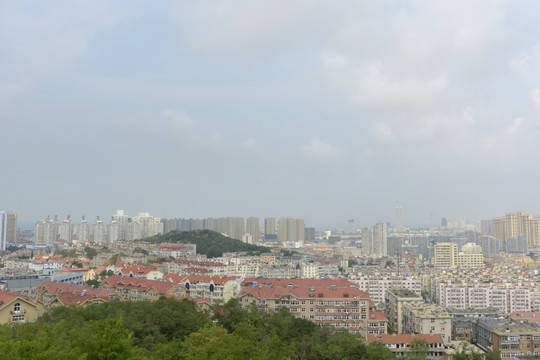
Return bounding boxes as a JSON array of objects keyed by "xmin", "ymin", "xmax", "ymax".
[{"xmin": 2, "ymin": 1, "xmax": 540, "ymax": 229}]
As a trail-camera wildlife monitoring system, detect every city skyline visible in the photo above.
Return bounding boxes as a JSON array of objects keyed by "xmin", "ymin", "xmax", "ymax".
[{"xmin": 2, "ymin": 1, "xmax": 540, "ymax": 230}]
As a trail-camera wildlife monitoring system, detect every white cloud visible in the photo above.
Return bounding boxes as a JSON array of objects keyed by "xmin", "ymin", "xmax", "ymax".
[{"xmin": 301, "ymin": 139, "xmax": 343, "ymax": 162}]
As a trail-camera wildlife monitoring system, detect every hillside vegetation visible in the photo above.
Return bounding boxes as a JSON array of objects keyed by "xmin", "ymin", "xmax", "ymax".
[{"xmin": 144, "ymin": 230, "xmax": 269, "ymax": 257}]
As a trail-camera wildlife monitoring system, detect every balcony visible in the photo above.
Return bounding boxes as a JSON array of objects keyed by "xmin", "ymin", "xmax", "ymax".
[{"xmin": 10, "ymin": 309, "xmax": 26, "ymax": 315}]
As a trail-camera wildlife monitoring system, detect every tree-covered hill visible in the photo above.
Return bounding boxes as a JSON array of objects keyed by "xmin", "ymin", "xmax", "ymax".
[{"xmin": 143, "ymin": 230, "xmax": 269, "ymax": 258}]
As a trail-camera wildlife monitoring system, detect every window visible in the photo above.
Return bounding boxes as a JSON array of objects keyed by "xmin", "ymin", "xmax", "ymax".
[
  {"xmin": 13, "ymin": 303, "xmax": 21, "ymax": 313},
  {"xmin": 12, "ymin": 315, "xmax": 24, "ymax": 323}
]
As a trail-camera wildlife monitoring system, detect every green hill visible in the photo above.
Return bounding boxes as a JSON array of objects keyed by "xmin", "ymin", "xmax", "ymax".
[{"xmin": 143, "ymin": 230, "xmax": 269, "ymax": 258}]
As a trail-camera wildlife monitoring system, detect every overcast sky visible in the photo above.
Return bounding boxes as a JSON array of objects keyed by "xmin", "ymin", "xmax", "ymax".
[{"xmin": 1, "ymin": 1, "xmax": 540, "ymax": 230}]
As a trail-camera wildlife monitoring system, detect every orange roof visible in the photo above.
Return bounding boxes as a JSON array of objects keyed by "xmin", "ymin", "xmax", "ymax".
[
  {"xmin": 0, "ymin": 291, "xmax": 35, "ymax": 309},
  {"xmin": 102, "ymin": 275, "xmax": 183, "ymax": 294},
  {"xmin": 176, "ymin": 274, "xmax": 236, "ymax": 285}
]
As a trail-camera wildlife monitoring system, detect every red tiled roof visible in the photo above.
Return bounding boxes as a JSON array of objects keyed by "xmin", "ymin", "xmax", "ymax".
[
  {"xmin": 0, "ymin": 291, "xmax": 35, "ymax": 309},
  {"xmin": 176, "ymin": 274, "xmax": 236, "ymax": 285},
  {"xmin": 115, "ymin": 257, "xmax": 125, "ymax": 268},
  {"xmin": 367, "ymin": 334, "xmax": 443, "ymax": 344},
  {"xmin": 102, "ymin": 275, "xmax": 183, "ymax": 294}
]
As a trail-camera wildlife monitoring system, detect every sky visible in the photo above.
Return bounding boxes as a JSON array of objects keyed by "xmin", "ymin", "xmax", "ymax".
[{"xmin": 1, "ymin": 1, "xmax": 540, "ymax": 230}]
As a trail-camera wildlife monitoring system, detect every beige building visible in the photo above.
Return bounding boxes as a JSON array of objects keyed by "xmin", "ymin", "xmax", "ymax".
[
  {"xmin": 264, "ymin": 217, "xmax": 276, "ymax": 236},
  {"xmin": 401, "ymin": 303, "xmax": 452, "ymax": 343},
  {"xmin": 434, "ymin": 242, "xmax": 458, "ymax": 269},
  {"xmin": 278, "ymin": 218, "xmax": 305, "ymax": 243},
  {"xmin": 101, "ymin": 275, "xmax": 187, "ymax": 301},
  {"xmin": 0, "ymin": 291, "xmax": 40, "ymax": 325},
  {"xmin": 238, "ymin": 278, "xmax": 379, "ymax": 336},
  {"xmin": 474, "ymin": 319, "xmax": 540, "ymax": 358},
  {"xmin": 246, "ymin": 217, "xmax": 259, "ymax": 243},
  {"xmin": 385, "ymin": 288, "xmax": 423, "ymax": 334},
  {"xmin": 434, "ymin": 242, "xmax": 484, "ymax": 269},
  {"xmin": 493, "ymin": 211, "xmax": 540, "ymax": 247},
  {"xmin": 367, "ymin": 334, "xmax": 446, "ymax": 360}
]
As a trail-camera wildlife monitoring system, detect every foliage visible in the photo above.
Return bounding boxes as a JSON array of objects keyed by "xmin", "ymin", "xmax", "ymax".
[
  {"xmin": 0, "ymin": 297, "xmax": 401, "ymax": 360},
  {"xmin": 84, "ymin": 246, "xmax": 98, "ymax": 260},
  {"xmin": 142, "ymin": 230, "xmax": 269, "ymax": 258},
  {"xmin": 85, "ymin": 279, "xmax": 100, "ymax": 287},
  {"xmin": 134, "ymin": 247, "xmax": 149, "ymax": 255}
]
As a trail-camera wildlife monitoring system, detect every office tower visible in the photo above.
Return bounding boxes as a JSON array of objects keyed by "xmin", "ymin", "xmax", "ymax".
[
  {"xmin": 92, "ymin": 217, "xmax": 105, "ymax": 243},
  {"xmin": 35, "ymin": 216, "xmax": 58, "ymax": 246},
  {"xmin": 77, "ymin": 216, "xmax": 90, "ymax": 241},
  {"xmin": 434, "ymin": 242, "xmax": 458, "ymax": 269},
  {"xmin": 264, "ymin": 217, "xmax": 276, "ymax": 235},
  {"xmin": 493, "ymin": 211, "xmax": 540, "ymax": 247},
  {"xmin": 0, "ymin": 212, "xmax": 6, "ymax": 250},
  {"xmin": 278, "ymin": 218, "xmax": 305, "ymax": 243},
  {"xmin": 5, "ymin": 211, "xmax": 17, "ymax": 245},
  {"xmin": 348, "ymin": 219, "xmax": 355, "ymax": 234},
  {"xmin": 58, "ymin": 216, "xmax": 73, "ymax": 242},
  {"xmin": 362, "ymin": 221, "xmax": 387, "ymax": 257},
  {"xmin": 246, "ymin": 217, "xmax": 259, "ymax": 243}
]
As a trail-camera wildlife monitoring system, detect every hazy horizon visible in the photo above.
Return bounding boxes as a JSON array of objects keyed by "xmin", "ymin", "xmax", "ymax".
[{"xmin": 2, "ymin": 1, "xmax": 540, "ymax": 231}]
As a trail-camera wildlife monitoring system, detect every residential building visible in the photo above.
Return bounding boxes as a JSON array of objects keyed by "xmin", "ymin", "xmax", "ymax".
[
  {"xmin": 100, "ymin": 275, "xmax": 187, "ymax": 301},
  {"xmin": 401, "ymin": 303, "xmax": 452, "ymax": 343},
  {"xmin": 0, "ymin": 291, "xmax": 40, "ymax": 325},
  {"xmin": 362, "ymin": 222, "xmax": 387, "ymax": 257},
  {"xmin": 385, "ymin": 288, "xmax": 423, "ymax": 334},
  {"xmin": 367, "ymin": 334, "xmax": 446, "ymax": 360},
  {"xmin": 353, "ymin": 275, "xmax": 422, "ymax": 306},
  {"xmin": 5, "ymin": 211, "xmax": 17, "ymax": 245},
  {"xmin": 473, "ymin": 319, "xmax": 540, "ymax": 358},
  {"xmin": 493, "ymin": 211, "xmax": 540, "ymax": 247},
  {"xmin": 238, "ymin": 278, "xmax": 376, "ymax": 336},
  {"xmin": 434, "ymin": 242, "xmax": 457, "ymax": 269},
  {"xmin": 246, "ymin": 217, "xmax": 259, "ymax": 243}
]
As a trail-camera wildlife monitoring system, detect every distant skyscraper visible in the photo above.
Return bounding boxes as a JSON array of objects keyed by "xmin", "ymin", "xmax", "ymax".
[
  {"xmin": 35, "ymin": 216, "xmax": 58, "ymax": 246},
  {"xmin": 0, "ymin": 212, "xmax": 7, "ymax": 250},
  {"xmin": 362, "ymin": 222, "xmax": 387, "ymax": 257},
  {"xmin": 348, "ymin": 219, "xmax": 355, "ymax": 234},
  {"xmin": 479, "ymin": 219, "xmax": 493, "ymax": 235},
  {"xmin": 5, "ymin": 211, "xmax": 17, "ymax": 245},
  {"xmin": 77, "ymin": 216, "xmax": 90, "ymax": 242},
  {"xmin": 264, "ymin": 217, "xmax": 276, "ymax": 236},
  {"xmin": 304, "ymin": 227, "xmax": 315, "ymax": 242},
  {"xmin": 278, "ymin": 218, "xmax": 305, "ymax": 243},
  {"xmin": 441, "ymin": 218, "xmax": 448, "ymax": 229},
  {"xmin": 58, "ymin": 216, "xmax": 73, "ymax": 242},
  {"xmin": 493, "ymin": 211, "xmax": 540, "ymax": 247},
  {"xmin": 92, "ymin": 217, "xmax": 105, "ymax": 243},
  {"xmin": 246, "ymin": 217, "xmax": 259, "ymax": 243}
]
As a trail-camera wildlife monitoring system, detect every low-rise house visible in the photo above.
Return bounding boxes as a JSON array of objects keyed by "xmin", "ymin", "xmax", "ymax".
[
  {"xmin": 35, "ymin": 281, "xmax": 117, "ymax": 311},
  {"xmin": 0, "ymin": 291, "xmax": 41, "ymax": 324},
  {"xmin": 166, "ymin": 274, "xmax": 240, "ymax": 303},
  {"xmin": 101, "ymin": 275, "xmax": 187, "ymax": 301}
]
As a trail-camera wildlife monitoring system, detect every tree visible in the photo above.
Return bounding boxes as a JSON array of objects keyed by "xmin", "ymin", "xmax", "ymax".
[
  {"xmin": 84, "ymin": 246, "xmax": 98, "ymax": 260},
  {"xmin": 85, "ymin": 279, "xmax": 100, "ymax": 287},
  {"xmin": 408, "ymin": 339, "xmax": 429, "ymax": 360}
]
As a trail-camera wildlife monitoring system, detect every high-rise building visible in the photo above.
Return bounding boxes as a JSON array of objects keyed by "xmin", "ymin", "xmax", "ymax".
[
  {"xmin": 434, "ymin": 242, "xmax": 457, "ymax": 269},
  {"xmin": 278, "ymin": 218, "xmax": 305, "ymax": 243},
  {"xmin": 76, "ymin": 216, "xmax": 90, "ymax": 242},
  {"xmin": 35, "ymin": 216, "xmax": 58, "ymax": 246},
  {"xmin": 264, "ymin": 217, "xmax": 276, "ymax": 236},
  {"xmin": 362, "ymin": 222, "xmax": 387, "ymax": 257},
  {"xmin": 58, "ymin": 216, "xmax": 73, "ymax": 242},
  {"xmin": 5, "ymin": 211, "xmax": 17, "ymax": 245},
  {"xmin": 0, "ymin": 211, "xmax": 7, "ymax": 250},
  {"xmin": 92, "ymin": 217, "xmax": 105, "ymax": 243},
  {"xmin": 348, "ymin": 219, "xmax": 355, "ymax": 234},
  {"xmin": 480, "ymin": 219, "xmax": 493, "ymax": 235},
  {"xmin": 493, "ymin": 211, "xmax": 540, "ymax": 247},
  {"xmin": 246, "ymin": 217, "xmax": 259, "ymax": 243}
]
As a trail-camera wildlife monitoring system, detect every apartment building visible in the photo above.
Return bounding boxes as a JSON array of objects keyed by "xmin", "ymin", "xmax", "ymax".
[
  {"xmin": 401, "ymin": 303, "xmax": 452, "ymax": 342},
  {"xmin": 353, "ymin": 275, "xmax": 422, "ymax": 306},
  {"xmin": 164, "ymin": 274, "xmax": 240, "ymax": 303},
  {"xmin": 238, "ymin": 278, "xmax": 379, "ymax": 336},
  {"xmin": 385, "ymin": 288, "xmax": 424, "ymax": 334},
  {"xmin": 473, "ymin": 319, "xmax": 540, "ymax": 358}
]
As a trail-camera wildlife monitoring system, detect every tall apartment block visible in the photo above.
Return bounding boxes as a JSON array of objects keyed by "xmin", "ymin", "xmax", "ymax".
[
  {"xmin": 245, "ymin": 217, "xmax": 259, "ymax": 243},
  {"xmin": 278, "ymin": 218, "xmax": 305, "ymax": 243},
  {"xmin": 362, "ymin": 222, "xmax": 387, "ymax": 257},
  {"xmin": 493, "ymin": 211, "xmax": 540, "ymax": 247}
]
